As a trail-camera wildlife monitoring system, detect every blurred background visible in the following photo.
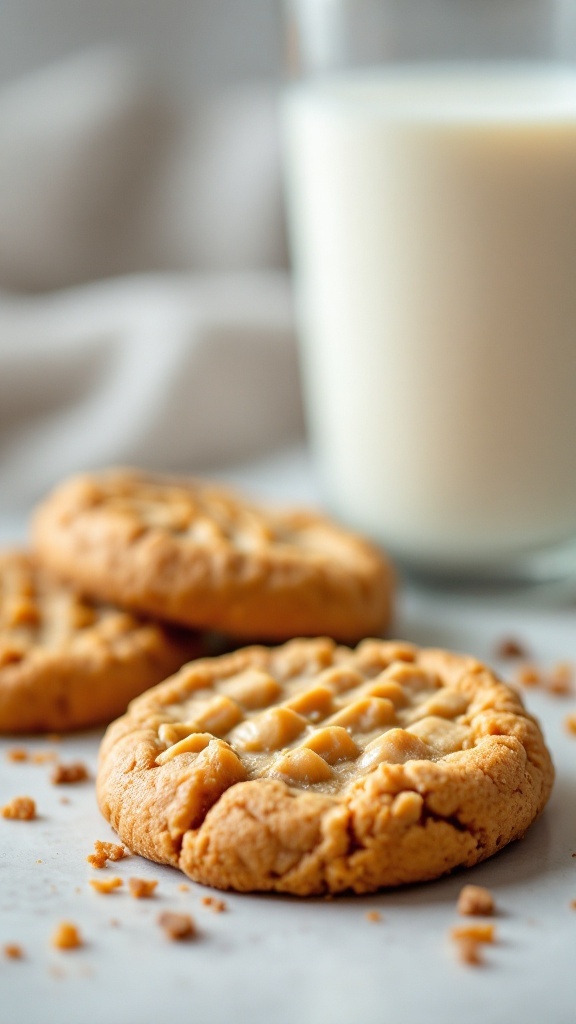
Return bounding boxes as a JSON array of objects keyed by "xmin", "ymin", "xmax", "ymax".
[
  {"xmin": 0, "ymin": 1, "xmax": 284, "ymax": 92},
  {"xmin": 0, "ymin": 0, "xmax": 306, "ymax": 517}
]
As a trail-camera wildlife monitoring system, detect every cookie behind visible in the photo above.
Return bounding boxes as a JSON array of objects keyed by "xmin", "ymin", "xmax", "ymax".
[
  {"xmin": 0, "ymin": 550, "xmax": 201, "ymax": 733},
  {"xmin": 32, "ymin": 469, "xmax": 394, "ymax": 643}
]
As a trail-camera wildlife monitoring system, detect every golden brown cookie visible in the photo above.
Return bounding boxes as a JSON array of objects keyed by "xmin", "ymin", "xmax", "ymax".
[
  {"xmin": 31, "ymin": 470, "xmax": 393, "ymax": 643},
  {"xmin": 96, "ymin": 637, "xmax": 554, "ymax": 895},
  {"xmin": 0, "ymin": 550, "xmax": 201, "ymax": 733}
]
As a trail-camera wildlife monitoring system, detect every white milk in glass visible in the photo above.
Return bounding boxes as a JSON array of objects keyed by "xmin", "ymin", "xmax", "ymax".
[{"xmin": 283, "ymin": 64, "xmax": 576, "ymax": 574}]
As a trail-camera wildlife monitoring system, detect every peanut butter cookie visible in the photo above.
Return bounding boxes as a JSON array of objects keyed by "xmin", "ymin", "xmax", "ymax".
[
  {"xmin": 32, "ymin": 470, "xmax": 393, "ymax": 642},
  {"xmin": 0, "ymin": 550, "xmax": 201, "ymax": 733},
  {"xmin": 96, "ymin": 638, "xmax": 554, "ymax": 895}
]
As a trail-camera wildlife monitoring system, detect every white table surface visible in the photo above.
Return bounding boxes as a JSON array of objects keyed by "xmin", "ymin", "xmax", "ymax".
[{"xmin": 1, "ymin": 447, "xmax": 575, "ymax": 1024}]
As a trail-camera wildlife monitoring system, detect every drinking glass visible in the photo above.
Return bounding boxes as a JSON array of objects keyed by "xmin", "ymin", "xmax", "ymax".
[{"xmin": 282, "ymin": 0, "xmax": 576, "ymax": 583}]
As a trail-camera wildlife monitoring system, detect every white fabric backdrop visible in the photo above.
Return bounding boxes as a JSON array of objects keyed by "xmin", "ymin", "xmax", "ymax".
[{"xmin": 0, "ymin": 47, "xmax": 303, "ymax": 515}]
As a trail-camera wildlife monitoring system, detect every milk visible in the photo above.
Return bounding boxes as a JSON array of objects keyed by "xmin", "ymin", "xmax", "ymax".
[{"xmin": 283, "ymin": 64, "xmax": 576, "ymax": 574}]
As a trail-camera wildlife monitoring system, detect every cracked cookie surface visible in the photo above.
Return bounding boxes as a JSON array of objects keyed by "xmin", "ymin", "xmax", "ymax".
[
  {"xmin": 31, "ymin": 469, "xmax": 393, "ymax": 643},
  {"xmin": 0, "ymin": 550, "xmax": 201, "ymax": 733},
  {"xmin": 96, "ymin": 637, "xmax": 554, "ymax": 894}
]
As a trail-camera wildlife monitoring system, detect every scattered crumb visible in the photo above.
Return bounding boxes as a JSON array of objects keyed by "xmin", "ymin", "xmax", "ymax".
[
  {"xmin": 59, "ymin": 797, "xmax": 71, "ymax": 805},
  {"xmin": 451, "ymin": 923, "xmax": 496, "ymax": 944},
  {"xmin": 451, "ymin": 924, "xmax": 496, "ymax": 967},
  {"xmin": 1, "ymin": 795, "xmax": 36, "ymax": 820},
  {"xmin": 453, "ymin": 935, "xmax": 485, "ymax": 966},
  {"xmin": 36, "ymin": 859, "xmax": 42, "ymax": 864},
  {"xmin": 6, "ymin": 747, "xmax": 28, "ymax": 762},
  {"xmin": 3, "ymin": 944, "xmax": 24, "ymax": 960},
  {"xmin": 51, "ymin": 922, "xmax": 83, "ymax": 951},
  {"xmin": 128, "ymin": 877, "xmax": 158, "ymax": 899},
  {"xmin": 178, "ymin": 883, "xmax": 190, "ymax": 892},
  {"xmin": 514, "ymin": 660, "xmax": 574, "ymax": 697},
  {"xmin": 201, "ymin": 896, "xmax": 227, "ymax": 913},
  {"xmin": 457, "ymin": 885, "xmax": 495, "ymax": 917},
  {"xmin": 31, "ymin": 751, "xmax": 58, "ymax": 765},
  {"xmin": 158, "ymin": 912, "xmax": 196, "ymax": 941},
  {"xmin": 365, "ymin": 910, "xmax": 382, "ymax": 923},
  {"xmin": 495, "ymin": 637, "xmax": 529, "ymax": 660},
  {"xmin": 565, "ymin": 715, "xmax": 576, "ymax": 736},
  {"xmin": 546, "ymin": 662, "xmax": 574, "ymax": 696},
  {"xmin": 515, "ymin": 663, "xmax": 542, "ymax": 688},
  {"xmin": 51, "ymin": 761, "xmax": 89, "ymax": 785},
  {"xmin": 87, "ymin": 840, "xmax": 128, "ymax": 868},
  {"xmin": 89, "ymin": 876, "xmax": 123, "ymax": 895},
  {"xmin": 570, "ymin": 900, "xmax": 576, "ymax": 910},
  {"xmin": 109, "ymin": 919, "xmax": 121, "ymax": 928}
]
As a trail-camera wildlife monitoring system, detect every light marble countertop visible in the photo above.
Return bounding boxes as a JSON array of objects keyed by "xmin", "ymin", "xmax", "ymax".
[{"xmin": 1, "ymin": 447, "xmax": 575, "ymax": 1024}]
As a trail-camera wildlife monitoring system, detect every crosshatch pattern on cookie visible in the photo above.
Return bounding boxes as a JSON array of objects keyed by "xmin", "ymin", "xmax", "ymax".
[{"xmin": 152, "ymin": 639, "xmax": 480, "ymax": 793}]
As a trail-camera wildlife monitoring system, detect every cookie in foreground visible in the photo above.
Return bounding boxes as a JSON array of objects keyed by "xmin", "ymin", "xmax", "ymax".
[
  {"xmin": 31, "ymin": 469, "xmax": 393, "ymax": 643},
  {"xmin": 96, "ymin": 637, "xmax": 554, "ymax": 895},
  {"xmin": 0, "ymin": 550, "xmax": 201, "ymax": 733}
]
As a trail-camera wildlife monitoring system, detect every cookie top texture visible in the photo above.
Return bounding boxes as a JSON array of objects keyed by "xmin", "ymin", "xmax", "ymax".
[
  {"xmin": 97, "ymin": 637, "xmax": 554, "ymax": 895},
  {"xmin": 0, "ymin": 550, "xmax": 200, "ymax": 733},
  {"xmin": 32, "ymin": 470, "xmax": 394, "ymax": 642}
]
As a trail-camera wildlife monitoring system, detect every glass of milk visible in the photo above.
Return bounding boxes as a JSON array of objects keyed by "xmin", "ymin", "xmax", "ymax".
[{"xmin": 282, "ymin": 0, "xmax": 576, "ymax": 583}]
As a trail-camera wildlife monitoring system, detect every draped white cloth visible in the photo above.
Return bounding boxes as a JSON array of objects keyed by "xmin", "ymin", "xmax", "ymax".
[{"xmin": 0, "ymin": 48, "xmax": 302, "ymax": 514}]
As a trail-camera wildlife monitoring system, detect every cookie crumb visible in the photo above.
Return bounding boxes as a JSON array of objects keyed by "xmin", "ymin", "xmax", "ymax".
[
  {"xmin": 451, "ymin": 924, "xmax": 496, "ymax": 967},
  {"xmin": 515, "ymin": 663, "xmax": 542, "ymax": 688},
  {"xmin": 1, "ymin": 795, "xmax": 36, "ymax": 820},
  {"xmin": 513, "ymin": 659, "xmax": 573, "ymax": 697},
  {"xmin": 87, "ymin": 840, "xmax": 127, "ymax": 868},
  {"xmin": 365, "ymin": 910, "xmax": 382, "ymax": 923},
  {"xmin": 128, "ymin": 877, "xmax": 158, "ymax": 899},
  {"xmin": 51, "ymin": 922, "xmax": 83, "ymax": 950},
  {"xmin": 3, "ymin": 944, "xmax": 24, "ymax": 960},
  {"xmin": 89, "ymin": 876, "xmax": 123, "ymax": 895},
  {"xmin": 453, "ymin": 935, "xmax": 484, "ymax": 966},
  {"xmin": 451, "ymin": 923, "xmax": 496, "ymax": 944},
  {"xmin": 158, "ymin": 912, "xmax": 196, "ymax": 941},
  {"xmin": 6, "ymin": 747, "xmax": 28, "ymax": 762},
  {"xmin": 51, "ymin": 761, "xmax": 89, "ymax": 785},
  {"xmin": 178, "ymin": 884, "xmax": 190, "ymax": 892},
  {"xmin": 201, "ymin": 896, "xmax": 227, "ymax": 913},
  {"xmin": 495, "ymin": 637, "xmax": 529, "ymax": 660},
  {"xmin": 31, "ymin": 751, "xmax": 58, "ymax": 765},
  {"xmin": 546, "ymin": 662, "xmax": 573, "ymax": 696},
  {"xmin": 565, "ymin": 715, "xmax": 576, "ymax": 736},
  {"xmin": 457, "ymin": 885, "xmax": 495, "ymax": 917}
]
